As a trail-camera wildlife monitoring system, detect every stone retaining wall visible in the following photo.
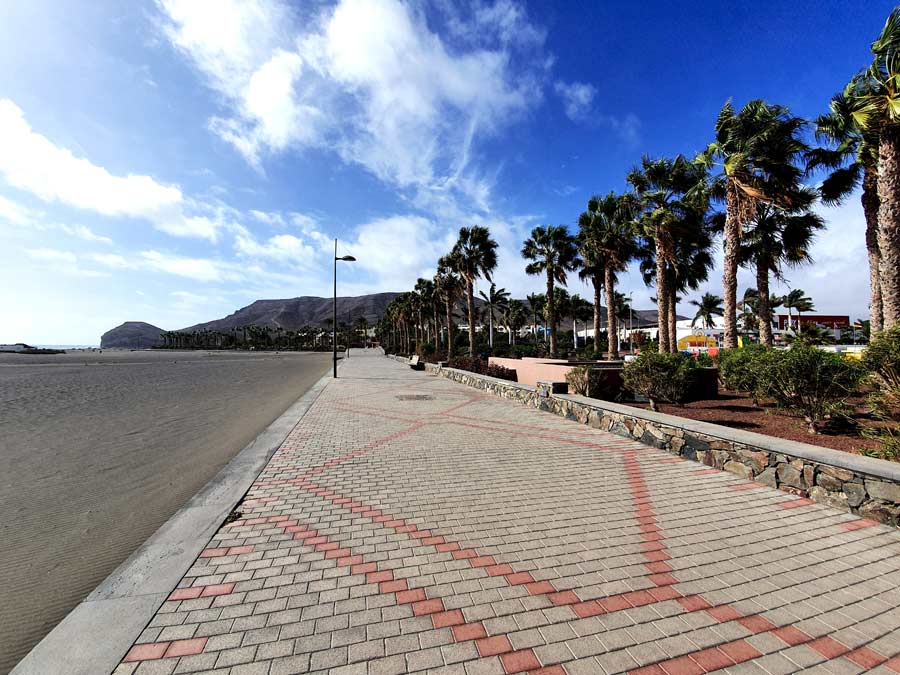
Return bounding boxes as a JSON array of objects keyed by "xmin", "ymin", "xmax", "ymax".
[{"xmin": 418, "ymin": 360, "xmax": 900, "ymax": 527}]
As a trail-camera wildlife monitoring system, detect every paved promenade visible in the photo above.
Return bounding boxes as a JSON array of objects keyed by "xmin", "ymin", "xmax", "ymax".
[{"xmin": 113, "ymin": 351, "xmax": 900, "ymax": 675}]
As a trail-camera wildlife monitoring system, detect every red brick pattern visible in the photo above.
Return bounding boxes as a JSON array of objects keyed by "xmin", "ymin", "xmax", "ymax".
[{"xmin": 113, "ymin": 351, "xmax": 900, "ymax": 675}]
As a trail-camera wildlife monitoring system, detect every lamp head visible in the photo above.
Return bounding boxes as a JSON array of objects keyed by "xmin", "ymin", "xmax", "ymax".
[{"xmin": 337, "ymin": 255, "xmax": 356, "ymax": 262}]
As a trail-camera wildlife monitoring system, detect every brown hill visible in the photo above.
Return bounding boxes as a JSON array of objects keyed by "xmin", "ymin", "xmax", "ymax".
[
  {"xmin": 100, "ymin": 321, "xmax": 166, "ymax": 349},
  {"xmin": 181, "ymin": 293, "xmax": 401, "ymax": 332}
]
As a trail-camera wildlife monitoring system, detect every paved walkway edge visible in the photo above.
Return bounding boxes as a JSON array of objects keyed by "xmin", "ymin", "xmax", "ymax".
[{"xmin": 10, "ymin": 369, "xmax": 334, "ymax": 675}]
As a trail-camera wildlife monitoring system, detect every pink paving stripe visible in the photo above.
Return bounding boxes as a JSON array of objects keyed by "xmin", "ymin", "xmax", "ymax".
[
  {"xmin": 779, "ymin": 497, "xmax": 814, "ymax": 509},
  {"xmin": 840, "ymin": 519, "xmax": 879, "ymax": 531},
  {"xmin": 167, "ymin": 582, "xmax": 236, "ymax": 601}
]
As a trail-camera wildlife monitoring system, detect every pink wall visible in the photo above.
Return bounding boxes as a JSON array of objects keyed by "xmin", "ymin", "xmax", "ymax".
[{"xmin": 489, "ymin": 357, "xmax": 575, "ymax": 387}]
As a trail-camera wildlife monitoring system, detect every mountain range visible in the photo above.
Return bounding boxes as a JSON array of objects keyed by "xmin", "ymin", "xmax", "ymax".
[
  {"xmin": 100, "ymin": 292, "xmax": 669, "ymax": 348},
  {"xmin": 100, "ymin": 293, "xmax": 400, "ymax": 348}
]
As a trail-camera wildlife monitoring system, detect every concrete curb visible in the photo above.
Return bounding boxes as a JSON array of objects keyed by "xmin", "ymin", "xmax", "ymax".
[{"xmin": 10, "ymin": 370, "xmax": 333, "ymax": 675}]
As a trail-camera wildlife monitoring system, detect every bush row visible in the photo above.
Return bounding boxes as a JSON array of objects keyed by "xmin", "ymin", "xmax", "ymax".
[{"xmin": 447, "ymin": 356, "xmax": 518, "ymax": 382}]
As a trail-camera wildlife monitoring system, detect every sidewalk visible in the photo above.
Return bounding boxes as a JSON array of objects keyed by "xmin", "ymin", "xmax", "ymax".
[{"xmin": 113, "ymin": 350, "xmax": 900, "ymax": 675}]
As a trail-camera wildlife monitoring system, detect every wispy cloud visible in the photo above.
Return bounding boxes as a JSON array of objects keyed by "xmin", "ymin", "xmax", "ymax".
[
  {"xmin": 0, "ymin": 99, "xmax": 225, "ymax": 242},
  {"xmin": 155, "ymin": 0, "xmax": 546, "ymax": 215}
]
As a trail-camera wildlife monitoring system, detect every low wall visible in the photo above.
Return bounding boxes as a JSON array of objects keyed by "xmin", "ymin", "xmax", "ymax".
[
  {"xmin": 488, "ymin": 357, "xmax": 573, "ymax": 387},
  {"xmin": 420, "ymin": 360, "xmax": 900, "ymax": 527}
]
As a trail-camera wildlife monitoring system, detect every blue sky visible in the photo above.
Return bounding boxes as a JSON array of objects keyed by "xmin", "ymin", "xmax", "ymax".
[{"xmin": 0, "ymin": 0, "xmax": 892, "ymax": 344}]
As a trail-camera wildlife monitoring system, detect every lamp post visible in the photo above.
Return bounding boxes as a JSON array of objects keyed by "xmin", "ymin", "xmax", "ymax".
[{"xmin": 333, "ymin": 239, "xmax": 356, "ymax": 378}]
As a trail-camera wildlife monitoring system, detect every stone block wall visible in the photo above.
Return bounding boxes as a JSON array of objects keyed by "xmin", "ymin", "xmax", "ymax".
[{"xmin": 417, "ymin": 360, "xmax": 900, "ymax": 528}]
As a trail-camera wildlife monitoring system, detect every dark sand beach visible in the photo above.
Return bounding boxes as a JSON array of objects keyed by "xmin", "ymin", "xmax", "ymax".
[{"xmin": 0, "ymin": 349, "xmax": 331, "ymax": 673}]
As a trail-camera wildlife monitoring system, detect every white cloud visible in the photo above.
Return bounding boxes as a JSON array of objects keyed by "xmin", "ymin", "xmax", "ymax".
[
  {"xmin": 234, "ymin": 228, "xmax": 317, "ymax": 263},
  {"xmin": 60, "ymin": 224, "xmax": 113, "ymax": 245},
  {"xmin": 156, "ymin": 0, "xmax": 543, "ymax": 212},
  {"xmin": 0, "ymin": 194, "xmax": 34, "ymax": 225},
  {"xmin": 140, "ymin": 250, "xmax": 224, "ymax": 281},
  {"xmin": 0, "ymin": 99, "xmax": 182, "ymax": 216},
  {"xmin": 554, "ymin": 81, "xmax": 596, "ymax": 121},
  {"xmin": 90, "ymin": 253, "xmax": 133, "ymax": 269},
  {"xmin": 0, "ymin": 99, "xmax": 224, "ymax": 241}
]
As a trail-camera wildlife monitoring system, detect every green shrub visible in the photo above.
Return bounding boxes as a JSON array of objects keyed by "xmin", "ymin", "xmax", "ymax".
[
  {"xmin": 863, "ymin": 325, "xmax": 900, "ymax": 393},
  {"xmin": 622, "ymin": 352, "xmax": 698, "ymax": 411},
  {"xmin": 861, "ymin": 326, "xmax": 900, "ymax": 459},
  {"xmin": 715, "ymin": 345, "xmax": 773, "ymax": 401},
  {"xmin": 756, "ymin": 345, "xmax": 864, "ymax": 434}
]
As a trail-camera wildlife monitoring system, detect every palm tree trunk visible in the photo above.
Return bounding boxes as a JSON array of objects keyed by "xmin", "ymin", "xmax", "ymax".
[
  {"xmin": 488, "ymin": 307, "xmax": 494, "ymax": 348},
  {"xmin": 546, "ymin": 275, "xmax": 557, "ymax": 356},
  {"xmin": 446, "ymin": 300, "xmax": 455, "ymax": 359},
  {"xmin": 592, "ymin": 273, "xmax": 602, "ymax": 354},
  {"xmin": 667, "ymin": 279, "xmax": 677, "ymax": 353},
  {"xmin": 605, "ymin": 265, "xmax": 618, "ymax": 359},
  {"xmin": 863, "ymin": 167, "xmax": 884, "ymax": 334},
  {"xmin": 655, "ymin": 240, "xmax": 669, "ymax": 353},
  {"xmin": 466, "ymin": 281, "xmax": 477, "ymax": 356},
  {"xmin": 756, "ymin": 261, "xmax": 773, "ymax": 347},
  {"xmin": 723, "ymin": 184, "xmax": 741, "ymax": 348}
]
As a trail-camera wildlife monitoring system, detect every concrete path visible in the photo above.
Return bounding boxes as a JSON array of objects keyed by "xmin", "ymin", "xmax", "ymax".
[{"xmin": 113, "ymin": 350, "xmax": 900, "ymax": 675}]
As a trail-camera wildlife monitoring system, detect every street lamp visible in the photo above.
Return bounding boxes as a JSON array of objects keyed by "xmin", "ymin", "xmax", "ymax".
[{"xmin": 334, "ymin": 239, "xmax": 356, "ymax": 378}]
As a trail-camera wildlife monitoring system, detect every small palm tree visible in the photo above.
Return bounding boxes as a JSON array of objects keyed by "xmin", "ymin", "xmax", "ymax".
[
  {"xmin": 478, "ymin": 282, "xmax": 510, "ymax": 349},
  {"xmin": 522, "ymin": 225, "xmax": 580, "ymax": 356},
  {"xmin": 783, "ymin": 289, "xmax": 815, "ymax": 332},
  {"xmin": 448, "ymin": 226, "xmax": 499, "ymax": 356},
  {"xmin": 740, "ymin": 197, "xmax": 824, "ymax": 345},
  {"xmin": 526, "ymin": 292, "xmax": 545, "ymax": 344},
  {"xmin": 576, "ymin": 219, "xmax": 609, "ymax": 353},
  {"xmin": 504, "ymin": 299, "xmax": 527, "ymax": 345},
  {"xmin": 689, "ymin": 293, "xmax": 724, "ymax": 329}
]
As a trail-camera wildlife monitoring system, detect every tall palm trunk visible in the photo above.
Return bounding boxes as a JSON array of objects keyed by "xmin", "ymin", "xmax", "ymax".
[
  {"xmin": 756, "ymin": 260, "xmax": 773, "ymax": 347},
  {"xmin": 863, "ymin": 168, "xmax": 884, "ymax": 334},
  {"xmin": 546, "ymin": 275, "xmax": 557, "ymax": 356},
  {"xmin": 667, "ymin": 280, "xmax": 678, "ymax": 353},
  {"xmin": 722, "ymin": 184, "xmax": 742, "ymax": 348},
  {"xmin": 446, "ymin": 300, "xmax": 455, "ymax": 359},
  {"xmin": 592, "ymin": 273, "xmax": 602, "ymax": 354},
  {"xmin": 605, "ymin": 265, "xmax": 618, "ymax": 359},
  {"xmin": 655, "ymin": 238, "xmax": 670, "ymax": 353},
  {"xmin": 466, "ymin": 280, "xmax": 476, "ymax": 356}
]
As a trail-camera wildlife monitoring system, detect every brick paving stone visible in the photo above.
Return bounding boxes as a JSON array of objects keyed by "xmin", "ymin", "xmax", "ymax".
[{"xmin": 113, "ymin": 350, "xmax": 900, "ymax": 675}]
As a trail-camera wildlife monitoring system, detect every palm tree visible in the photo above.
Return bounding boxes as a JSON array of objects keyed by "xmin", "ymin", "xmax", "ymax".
[
  {"xmin": 570, "ymin": 293, "xmax": 593, "ymax": 350},
  {"xmin": 579, "ymin": 193, "xmax": 637, "ymax": 359},
  {"xmin": 478, "ymin": 282, "xmax": 510, "ymax": 349},
  {"xmin": 810, "ymin": 80, "xmax": 882, "ymax": 333},
  {"xmin": 526, "ymin": 292, "xmax": 545, "ymax": 344},
  {"xmin": 696, "ymin": 100, "xmax": 810, "ymax": 348},
  {"xmin": 689, "ymin": 293, "xmax": 724, "ymax": 329},
  {"xmin": 435, "ymin": 256, "xmax": 464, "ymax": 358},
  {"xmin": 783, "ymin": 288, "xmax": 814, "ymax": 332},
  {"xmin": 414, "ymin": 278, "xmax": 436, "ymax": 347},
  {"xmin": 740, "ymin": 288, "xmax": 784, "ymax": 334},
  {"xmin": 628, "ymin": 156, "xmax": 711, "ymax": 353},
  {"xmin": 850, "ymin": 8, "xmax": 900, "ymax": 329},
  {"xmin": 522, "ymin": 225, "xmax": 580, "ymax": 357},
  {"xmin": 739, "ymin": 196, "xmax": 824, "ymax": 345},
  {"xmin": 448, "ymin": 226, "xmax": 498, "ymax": 356},
  {"xmin": 576, "ymin": 220, "xmax": 609, "ymax": 354},
  {"xmin": 504, "ymin": 299, "xmax": 527, "ymax": 345}
]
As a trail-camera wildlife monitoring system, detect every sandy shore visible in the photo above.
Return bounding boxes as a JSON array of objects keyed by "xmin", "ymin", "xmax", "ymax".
[{"xmin": 0, "ymin": 350, "xmax": 331, "ymax": 674}]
